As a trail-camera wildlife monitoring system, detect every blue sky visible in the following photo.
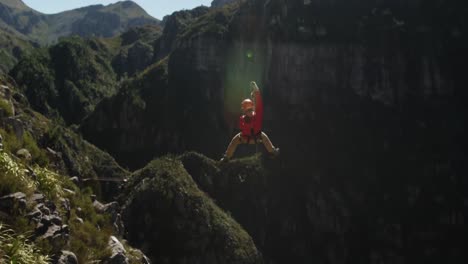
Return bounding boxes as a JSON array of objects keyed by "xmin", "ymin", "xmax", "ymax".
[{"xmin": 22, "ymin": 0, "xmax": 213, "ymax": 19}]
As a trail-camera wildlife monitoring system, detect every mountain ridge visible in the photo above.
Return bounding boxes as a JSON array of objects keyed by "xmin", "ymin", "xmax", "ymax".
[{"xmin": 0, "ymin": 0, "xmax": 160, "ymax": 44}]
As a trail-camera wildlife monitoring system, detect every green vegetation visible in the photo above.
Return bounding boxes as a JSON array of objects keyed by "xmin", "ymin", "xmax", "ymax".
[
  {"xmin": 11, "ymin": 36, "xmax": 118, "ymax": 124},
  {"xmin": 0, "ymin": 0, "xmax": 159, "ymax": 45},
  {"xmin": 0, "ymin": 151, "xmax": 35, "ymax": 196},
  {"xmin": 0, "ymin": 99, "xmax": 14, "ymax": 117},
  {"xmin": 0, "ymin": 224, "xmax": 50, "ymax": 264},
  {"xmin": 0, "ymin": 27, "xmax": 33, "ymax": 73},
  {"xmin": 122, "ymin": 156, "xmax": 261, "ymax": 263},
  {"xmin": 32, "ymin": 165, "xmax": 64, "ymax": 200},
  {"xmin": 10, "ymin": 27, "xmax": 162, "ymax": 125},
  {"xmin": 180, "ymin": 4, "xmax": 238, "ymax": 40},
  {"xmin": 67, "ymin": 187, "xmax": 113, "ymax": 262},
  {"xmin": 0, "ymin": 148, "xmax": 116, "ymax": 263},
  {"xmin": 9, "ymin": 48, "xmax": 57, "ymax": 115},
  {"xmin": 44, "ymin": 122, "xmax": 129, "ymax": 200},
  {"xmin": 0, "ymin": 128, "xmax": 49, "ymax": 166}
]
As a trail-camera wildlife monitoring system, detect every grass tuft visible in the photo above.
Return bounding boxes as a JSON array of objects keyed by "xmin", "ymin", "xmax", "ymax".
[
  {"xmin": 0, "ymin": 151, "xmax": 34, "ymax": 196},
  {"xmin": 0, "ymin": 223, "xmax": 50, "ymax": 264}
]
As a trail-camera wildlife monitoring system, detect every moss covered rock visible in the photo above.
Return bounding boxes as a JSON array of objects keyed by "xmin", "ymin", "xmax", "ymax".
[{"xmin": 121, "ymin": 156, "xmax": 263, "ymax": 264}]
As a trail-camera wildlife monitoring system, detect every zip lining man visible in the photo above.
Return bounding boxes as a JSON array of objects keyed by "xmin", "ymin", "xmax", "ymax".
[{"xmin": 220, "ymin": 81, "xmax": 279, "ymax": 162}]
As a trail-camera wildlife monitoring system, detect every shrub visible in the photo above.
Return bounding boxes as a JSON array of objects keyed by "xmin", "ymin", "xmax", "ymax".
[
  {"xmin": 67, "ymin": 187, "xmax": 112, "ymax": 262},
  {"xmin": 0, "ymin": 128, "xmax": 49, "ymax": 166},
  {"xmin": 0, "ymin": 223, "xmax": 50, "ymax": 264},
  {"xmin": 0, "ymin": 128, "xmax": 22, "ymax": 154},
  {"xmin": 32, "ymin": 165, "xmax": 63, "ymax": 200},
  {"xmin": 23, "ymin": 132, "xmax": 49, "ymax": 166},
  {"xmin": 0, "ymin": 151, "xmax": 34, "ymax": 196},
  {"xmin": 0, "ymin": 99, "xmax": 13, "ymax": 117}
]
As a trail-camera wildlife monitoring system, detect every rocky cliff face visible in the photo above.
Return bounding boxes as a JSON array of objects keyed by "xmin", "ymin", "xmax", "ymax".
[
  {"xmin": 155, "ymin": 6, "xmax": 210, "ymax": 60},
  {"xmin": 0, "ymin": 74, "xmax": 147, "ymax": 263},
  {"xmin": 80, "ymin": 0, "xmax": 468, "ymax": 263},
  {"xmin": 10, "ymin": 36, "xmax": 118, "ymax": 124}
]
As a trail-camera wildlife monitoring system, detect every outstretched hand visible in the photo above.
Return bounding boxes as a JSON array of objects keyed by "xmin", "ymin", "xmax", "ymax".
[{"xmin": 250, "ymin": 81, "xmax": 259, "ymax": 92}]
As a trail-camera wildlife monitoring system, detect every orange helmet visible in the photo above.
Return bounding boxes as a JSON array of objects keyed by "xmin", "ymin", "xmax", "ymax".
[{"xmin": 241, "ymin": 99, "xmax": 254, "ymax": 111}]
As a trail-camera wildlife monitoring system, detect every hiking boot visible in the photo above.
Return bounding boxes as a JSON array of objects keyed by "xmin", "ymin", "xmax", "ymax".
[
  {"xmin": 269, "ymin": 147, "xmax": 280, "ymax": 158},
  {"xmin": 220, "ymin": 154, "xmax": 230, "ymax": 163}
]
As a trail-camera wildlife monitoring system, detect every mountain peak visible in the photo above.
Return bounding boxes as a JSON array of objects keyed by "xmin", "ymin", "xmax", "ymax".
[
  {"xmin": 117, "ymin": 1, "xmax": 139, "ymax": 8},
  {"xmin": 0, "ymin": 0, "xmax": 28, "ymax": 10}
]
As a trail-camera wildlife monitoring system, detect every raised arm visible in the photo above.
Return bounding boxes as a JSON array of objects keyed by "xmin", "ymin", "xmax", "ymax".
[{"xmin": 250, "ymin": 81, "xmax": 263, "ymax": 127}]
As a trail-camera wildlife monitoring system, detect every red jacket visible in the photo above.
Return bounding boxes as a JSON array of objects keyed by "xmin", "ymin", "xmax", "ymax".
[{"xmin": 239, "ymin": 90, "xmax": 263, "ymax": 138}]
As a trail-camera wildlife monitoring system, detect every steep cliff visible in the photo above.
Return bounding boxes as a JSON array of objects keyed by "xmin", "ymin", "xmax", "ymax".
[
  {"xmin": 81, "ymin": 1, "xmax": 468, "ymax": 263},
  {"xmin": 154, "ymin": 6, "xmax": 210, "ymax": 60},
  {"xmin": 10, "ymin": 36, "xmax": 118, "ymax": 124}
]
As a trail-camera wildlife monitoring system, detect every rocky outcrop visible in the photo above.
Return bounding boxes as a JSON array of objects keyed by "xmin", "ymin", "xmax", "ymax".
[
  {"xmin": 155, "ymin": 6, "xmax": 209, "ymax": 60},
  {"xmin": 107, "ymin": 236, "xmax": 129, "ymax": 264},
  {"xmin": 0, "ymin": 192, "xmax": 26, "ymax": 214},
  {"xmin": 121, "ymin": 157, "xmax": 263, "ymax": 264},
  {"xmin": 93, "ymin": 199, "xmax": 124, "ymax": 236},
  {"xmin": 81, "ymin": 61, "xmax": 175, "ymax": 169},
  {"xmin": 178, "ymin": 150, "xmax": 468, "ymax": 264}
]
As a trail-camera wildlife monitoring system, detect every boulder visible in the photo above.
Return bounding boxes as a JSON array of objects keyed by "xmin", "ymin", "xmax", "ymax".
[
  {"xmin": 0, "ymin": 192, "xmax": 27, "ymax": 214},
  {"xmin": 6, "ymin": 117, "xmax": 23, "ymax": 139},
  {"xmin": 56, "ymin": 250, "xmax": 78, "ymax": 264},
  {"xmin": 16, "ymin": 148, "xmax": 32, "ymax": 160},
  {"xmin": 30, "ymin": 193, "xmax": 45, "ymax": 204},
  {"xmin": 70, "ymin": 176, "xmax": 80, "ymax": 185},
  {"xmin": 107, "ymin": 236, "xmax": 129, "ymax": 264}
]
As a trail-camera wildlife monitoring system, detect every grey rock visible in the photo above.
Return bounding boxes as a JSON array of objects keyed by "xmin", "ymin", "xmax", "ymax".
[
  {"xmin": 73, "ymin": 217, "xmax": 84, "ymax": 224},
  {"xmin": 103, "ymin": 202, "xmax": 124, "ymax": 236},
  {"xmin": 57, "ymin": 250, "xmax": 78, "ymax": 264},
  {"xmin": 62, "ymin": 224, "xmax": 70, "ymax": 234},
  {"xmin": 40, "ymin": 224, "xmax": 62, "ymax": 240},
  {"xmin": 93, "ymin": 200, "xmax": 105, "ymax": 212},
  {"xmin": 35, "ymin": 203, "xmax": 51, "ymax": 215},
  {"xmin": 70, "ymin": 176, "xmax": 80, "ymax": 184},
  {"xmin": 45, "ymin": 200, "xmax": 57, "ymax": 212},
  {"xmin": 26, "ymin": 208, "xmax": 42, "ymax": 223},
  {"xmin": 50, "ymin": 214, "xmax": 63, "ymax": 226},
  {"xmin": 107, "ymin": 236, "xmax": 129, "ymax": 264},
  {"xmin": 63, "ymin": 188, "xmax": 76, "ymax": 195},
  {"xmin": 6, "ymin": 117, "xmax": 24, "ymax": 140},
  {"xmin": 102, "ymin": 201, "xmax": 120, "ymax": 215},
  {"xmin": 0, "ymin": 192, "xmax": 27, "ymax": 214},
  {"xmin": 46, "ymin": 147, "xmax": 62, "ymax": 160},
  {"xmin": 133, "ymin": 249, "xmax": 151, "ymax": 264},
  {"xmin": 31, "ymin": 193, "xmax": 45, "ymax": 204},
  {"xmin": 60, "ymin": 197, "xmax": 71, "ymax": 218},
  {"xmin": 16, "ymin": 148, "xmax": 31, "ymax": 160}
]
